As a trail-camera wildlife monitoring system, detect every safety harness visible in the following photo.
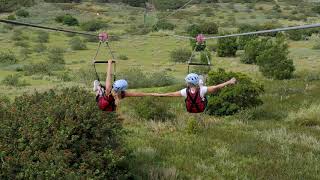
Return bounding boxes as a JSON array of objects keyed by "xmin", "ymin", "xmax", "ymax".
[{"xmin": 185, "ymin": 87, "xmax": 207, "ymax": 113}]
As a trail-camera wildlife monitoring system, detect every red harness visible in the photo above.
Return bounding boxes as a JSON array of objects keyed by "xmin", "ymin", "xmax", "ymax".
[
  {"xmin": 96, "ymin": 92, "xmax": 125, "ymax": 112},
  {"xmin": 185, "ymin": 87, "xmax": 207, "ymax": 113}
]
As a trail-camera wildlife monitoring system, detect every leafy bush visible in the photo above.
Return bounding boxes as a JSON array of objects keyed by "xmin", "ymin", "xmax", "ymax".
[
  {"xmin": 118, "ymin": 54, "xmax": 128, "ymax": 60},
  {"xmin": 14, "ymin": 40, "xmax": 29, "ymax": 48},
  {"xmin": 23, "ymin": 62, "xmax": 53, "ymax": 76},
  {"xmin": 153, "ymin": 19, "xmax": 175, "ymax": 31},
  {"xmin": 0, "ymin": 87, "xmax": 129, "ymax": 179},
  {"xmin": 237, "ymin": 24, "xmax": 259, "ymax": 50},
  {"xmin": 0, "ymin": 50, "xmax": 17, "ymax": 64},
  {"xmin": 7, "ymin": 14, "xmax": 16, "ymax": 20},
  {"xmin": 199, "ymin": 22, "xmax": 219, "ymax": 34},
  {"xmin": 121, "ymin": 0, "xmax": 146, "ymax": 7},
  {"xmin": 55, "ymin": 14, "xmax": 79, "ymax": 26},
  {"xmin": 1, "ymin": 74, "xmax": 29, "ymax": 87},
  {"xmin": 69, "ymin": 37, "xmax": 87, "ymax": 50},
  {"xmin": 81, "ymin": 20, "xmax": 108, "ymax": 31},
  {"xmin": 47, "ymin": 47, "xmax": 65, "ymax": 64},
  {"xmin": 11, "ymin": 29, "xmax": 24, "ymax": 41},
  {"xmin": 170, "ymin": 48, "xmax": 191, "ymax": 63},
  {"xmin": 287, "ymin": 104, "xmax": 320, "ymax": 127},
  {"xmin": 129, "ymin": 97, "xmax": 175, "ymax": 121},
  {"xmin": 256, "ymin": 36, "xmax": 295, "ymax": 80},
  {"xmin": 36, "ymin": 31, "xmax": 50, "ymax": 43},
  {"xmin": 206, "ymin": 68, "xmax": 264, "ymax": 116},
  {"xmin": 311, "ymin": 34, "xmax": 320, "ymax": 50},
  {"xmin": 33, "ymin": 43, "xmax": 47, "ymax": 53},
  {"xmin": 118, "ymin": 68, "xmax": 175, "ymax": 89},
  {"xmin": 20, "ymin": 47, "xmax": 32, "ymax": 60},
  {"xmin": 15, "ymin": 9, "xmax": 29, "ymax": 17},
  {"xmin": 286, "ymin": 30, "xmax": 306, "ymax": 41},
  {"xmin": 216, "ymin": 35, "xmax": 238, "ymax": 57},
  {"xmin": 240, "ymin": 38, "xmax": 270, "ymax": 64}
]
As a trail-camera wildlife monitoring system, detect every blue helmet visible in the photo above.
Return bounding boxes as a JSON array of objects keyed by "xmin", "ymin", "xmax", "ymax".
[
  {"xmin": 113, "ymin": 79, "xmax": 128, "ymax": 92},
  {"xmin": 185, "ymin": 73, "xmax": 199, "ymax": 85}
]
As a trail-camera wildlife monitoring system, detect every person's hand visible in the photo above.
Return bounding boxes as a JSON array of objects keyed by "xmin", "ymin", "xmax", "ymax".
[
  {"xmin": 228, "ymin": 77, "xmax": 237, "ymax": 85},
  {"xmin": 108, "ymin": 59, "xmax": 114, "ymax": 64}
]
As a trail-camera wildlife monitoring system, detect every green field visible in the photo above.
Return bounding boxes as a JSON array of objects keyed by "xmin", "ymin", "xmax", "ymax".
[{"xmin": 1, "ymin": 1, "xmax": 320, "ymax": 179}]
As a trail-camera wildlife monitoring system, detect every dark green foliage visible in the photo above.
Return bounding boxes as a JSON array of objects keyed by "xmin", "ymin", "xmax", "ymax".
[
  {"xmin": 47, "ymin": 47, "xmax": 65, "ymax": 64},
  {"xmin": 311, "ymin": 5, "xmax": 320, "ymax": 14},
  {"xmin": 11, "ymin": 29, "xmax": 25, "ymax": 41},
  {"xmin": 286, "ymin": 30, "xmax": 306, "ymax": 41},
  {"xmin": 237, "ymin": 24, "xmax": 259, "ymax": 50},
  {"xmin": 217, "ymin": 35, "xmax": 238, "ymax": 57},
  {"xmin": 118, "ymin": 68, "xmax": 175, "ymax": 88},
  {"xmin": 1, "ymin": 74, "xmax": 29, "ymax": 87},
  {"xmin": 81, "ymin": 20, "xmax": 108, "ymax": 31},
  {"xmin": 199, "ymin": 22, "xmax": 219, "ymax": 35},
  {"xmin": 256, "ymin": 36, "xmax": 295, "ymax": 80},
  {"xmin": 121, "ymin": 0, "xmax": 146, "ymax": 7},
  {"xmin": 153, "ymin": 19, "xmax": 175, "ymax": 31},
  {"xmin": 170, "ymin": 48, "xmax": 191, "ymax": 63},
  {"xmin": 7, "ymin": 14, "xmax": 16, "ymax": 20},
  {"xmin": 241, "ymin": 38, "xmax": 270, "ymax": 64},
  {"xmin": 0, "ymin": 0, "xmax": 35, "ymax": 12},
  {"xmin": 15, "ymin": 9, "xmax": 29, "ymax": 17},
  {"xmin": 33, "ymin": 43, "xmax": 47, "ymax": 53},
  {"xmin": 69, "ymin": 37, "xmax": 87, "ymax": 50},
  {"xmin": 0, "ymin": 87, "xmax": 129, "ymax": 179},
  {"xmin": 129, "ymin": 97, "xmax": 175, "ymax": 121},
  {"xmin": 0, "ymin": 50, "xmax": 17, "ymax": 64},
  {"xmin": 206, "ymin": 69, "xmax": 264, "ymax": 116},
  {"xmin": 23, "ymin": 62, "xmax": 53, "ymax": 75},
  {"xmin": 153, "ymin": 0, "xmax": 193, "ymax": 10},
  {"xmin": 55, "ymin": 14, "xmax": 79, "ymax": 26},
  {"xmin": 36, "ymin": 31, "xmax": 50, "ymax": 43},
  {"xmin": 118, "ymin": 54, "xmax": 128, "ymax": 60}
]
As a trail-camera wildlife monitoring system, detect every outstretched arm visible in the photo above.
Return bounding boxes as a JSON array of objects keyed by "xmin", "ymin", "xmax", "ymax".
[
  {"xmin": 125, "ymin": 92, "xmax": 159, "ymax": 97},
  {"xmin": 153, "ymin": 91, "xmax": 182, "ymax": 97},
  {"xmin": 207, "ymin": 77, "xmax": 237, "ymax": 94},
  {"xmin": 105, "ymin": 60, "xmax": 113, "ymax": 93}
]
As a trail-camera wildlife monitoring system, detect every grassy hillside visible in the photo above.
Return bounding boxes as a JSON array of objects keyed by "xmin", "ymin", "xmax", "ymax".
[{"xmin": 1, "ymin": 1, "xmax": 320, "ymax": 179}]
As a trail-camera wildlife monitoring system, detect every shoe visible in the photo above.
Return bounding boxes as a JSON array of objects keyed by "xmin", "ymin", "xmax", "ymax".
[{"xmin": 93, "ymin": 80, "xmax": 100, "ymax": 92}]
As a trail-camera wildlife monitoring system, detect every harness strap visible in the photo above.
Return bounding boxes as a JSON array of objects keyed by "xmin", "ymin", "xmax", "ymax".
[{"xmin": 186, "ymin": 87, "xmax": 201, "ymax": 112}]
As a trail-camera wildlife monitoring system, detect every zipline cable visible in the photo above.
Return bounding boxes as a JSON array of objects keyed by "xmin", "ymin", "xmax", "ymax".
[
  {"xmin": 0, "ymin": 19, "xmax": 97, "ymax": 37},
  {"xmin": 170, "ymin": 23, "xmax": 320, "ymax": 40}
]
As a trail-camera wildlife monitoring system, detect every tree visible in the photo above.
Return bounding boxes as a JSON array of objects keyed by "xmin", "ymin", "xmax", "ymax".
[
  {"xmin": 257, "ymin": 36, "xmax": 295, "ymax": 80},
  {"xmin": 240, "ymin": 38, "xmax": 270, "ymax": 64},
  {"xmin": 216, "ymin": 35, "xmax": 238, "ymax": 57}
]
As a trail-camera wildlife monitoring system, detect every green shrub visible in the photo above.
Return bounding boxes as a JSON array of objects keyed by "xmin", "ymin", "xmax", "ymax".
[
  {"xmin": 20, "ymin": 47, "xmax": 32, "ymax": 60},
  {"xmin": 286, "ymin": 30, "xmax": 306, "ymax": 41},
  {"xmin": 23, "ymin": 62, "xmax": 53, "ymax": 76},
  {"xmin": 118, "ymin": 54, "xmax": 128, "ymax": 60},
  {"xmin": 7, "ymin": 14, "xmax": 16, "ymax": 20},
  {"xmin": 153, "ymin": 19, "xmax": 175, "ymax": 31},
  {"xmin": 147, "ymin": 71, "xmax": 175, "ymax": 87},
  {"xmin": 237, "ymin": 24, "xmax": 259, "ymax": 50},
  {"xmin": 11, "ymin": 29, "xmax": 25, "ymax": 41},
  {"xmin": 33, "ymin": 43, "xmax": 47, "ymax": 53},
  {"xmin": 206, "ymin": 68, "xmax": 264, "ymax": 116},
  {"xmin": 1, "ymin": 74, "xmax": 29, "ymax": 87},
  {"xmin": 287, "ymin": 104, "xmax": 320, "ymax": 127},
  {"xmin": 55, "ymin": 14, "xmax": 79, "ymax": 26},
  {"xmin": 0, "ymin": 87, "xmax": 129, "ymax": 179},
  {"xmin": 129, "ymin": 97, "xmax": 175, "ymax": 121},
  {"xmin": 69, "ymin": 37, "xmax": 87, "ymax": 50},
  {"xmin": 15, "ymin": 9, "xmax": 30, "ymax": 17},
  {"xmin": 14, "ymin": 40, "xmax": 29, "ymax": 48},
  {"xmin": 47, "ymin": 47, "xmax": 65, "ymax": 64},
  {"xmin": 240, "ymin": 38, "xmax": 270, "ymax": 64},
  {"xmin": 81, "ymin": 20, "xmax": 108, "ymax": 31},
  {"xmin": 0, "ymin": 50, "xmax": 17, "ymax": 64},
  {"xmin": 200, "ymin": 22, "xmax": 219, "ymax": 34},
  {"xmin": 216, "ymin": 35, "xmax": 238, "ymax": 57},
  {"xmin": 170, "ymin": 48, "xmax": 191, "ymax": 63},
  {"xmin": 36, "ymin": 31, "xmax": 50, "ymax": 43},
  {"xmin": 118, "ymin": 68, "xmax": 175, "ymax": 88},
  {"xmin": 311, "ymin": 34, "xmax": 320, "ymax": 50},
  {"xmin": 257, "ymin": 36, "xmax": 295, "ymax": 80},
  {"xmin": 56, "ymin": 71, "xmax": 72, "ymax": 82}
]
